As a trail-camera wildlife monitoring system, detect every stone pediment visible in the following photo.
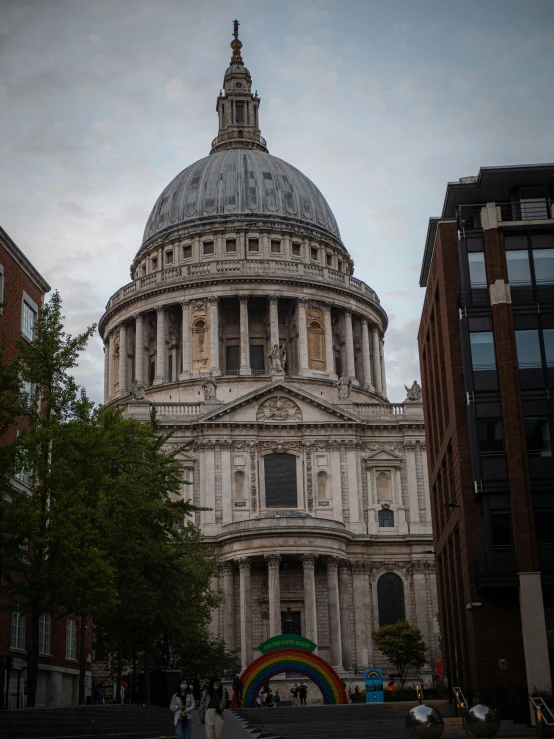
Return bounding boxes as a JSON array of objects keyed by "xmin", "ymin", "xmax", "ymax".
[
  {"xmin": 363, "ymin": 449, "xmax": 403, "ymax": 464},
  {"xmin": 199, "ymin": 380, "xmax": 361, "ymax": 425}
]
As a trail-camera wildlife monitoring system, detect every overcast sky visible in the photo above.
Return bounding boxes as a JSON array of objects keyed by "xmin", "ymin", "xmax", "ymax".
[{"xmin": 1, "ymin": 0, "xmax": 553, "ymax": 403}]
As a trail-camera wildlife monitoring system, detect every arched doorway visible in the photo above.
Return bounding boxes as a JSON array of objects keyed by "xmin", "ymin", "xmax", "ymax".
[{"xmin": 240, "ymin": 649, "xmax": 348, "ymax": 707}]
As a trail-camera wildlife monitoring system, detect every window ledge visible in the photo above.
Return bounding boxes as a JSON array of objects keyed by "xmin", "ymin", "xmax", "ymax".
[
  {"xmin": 10, "ymin": 647, "xmax": 27, "ymax": 654},
  {"xmin": 39, "ymin": 652, "xmax": 53, "ymax": 658},
  {"xmin": 65, "ymin": 657, "xmax": 78, "ymax": 663}
]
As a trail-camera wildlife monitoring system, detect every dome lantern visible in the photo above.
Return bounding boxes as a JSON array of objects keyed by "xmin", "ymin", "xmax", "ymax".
[{"xmin": 211, "ymin": 20, "xmax": 268, "ymax": 155}]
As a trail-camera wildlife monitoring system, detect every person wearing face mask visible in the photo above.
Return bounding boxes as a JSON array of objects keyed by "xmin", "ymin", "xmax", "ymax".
[
  {"xmin": 199, "ymin": 675, "xmax": 226, "ymax": 739},
  {"xmin": 170, "ymin": 679, "xmax": 195, "ymax": 739}
]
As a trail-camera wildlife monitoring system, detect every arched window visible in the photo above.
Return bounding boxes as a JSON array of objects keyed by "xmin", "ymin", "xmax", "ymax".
[
  {"xmin": 377, "ymin": 572, "xmax": 405, "ymax": 627},
  {"xmin": 376, "ymin": 471, "xmax": 391, "ymax": 501},
  {"xmin": 378, "ymin": 509, "xmax": 394, "ymax": 527},
  {"xmin": 264, "ymin": 453, "xmax": 297, "ymax": 508},
  {"xmin": 308, "ymin": 320, "xmax": 325, "ymax": 370},
  {"xmin": 317, "ymin": 470, "xmax": 328, "ymax": 500},
  {"xmin": 234, "ymin": 470, "xmax": 245, "ymax": 499},
  {"xmin": 192, "ymin": 319, "xmax": 208, "ymax": 368}
]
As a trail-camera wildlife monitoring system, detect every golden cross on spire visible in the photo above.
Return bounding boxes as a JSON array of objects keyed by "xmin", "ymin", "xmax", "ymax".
[
  {"xmin": 233, "ymin": 19, "xmax": 240, "ymax": 40},
  {"xmin": 230, "ymin": 18, "xmax": 243, "ymax": 64}
]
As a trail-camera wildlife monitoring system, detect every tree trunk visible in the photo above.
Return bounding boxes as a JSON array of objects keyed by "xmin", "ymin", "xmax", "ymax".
[
  {"xmin": 78, "ymin": 613, "xmax": 87, "ymax": 704},
  {"xmin": 115, "ymin": 651, "xmax": 123, "ymax": 704},
  {"xmin": 26, "ymin": 607, "xmax": 40, "ymax": 707},
  {"xmin": 143, "ymin": 649, "xmax": 150, "ymax": 707}
]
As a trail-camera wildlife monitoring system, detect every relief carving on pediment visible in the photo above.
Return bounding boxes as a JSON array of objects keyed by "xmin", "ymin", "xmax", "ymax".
[{"xmin": 256, "ymin": 396, "xmax": 303, "ymax": 422}]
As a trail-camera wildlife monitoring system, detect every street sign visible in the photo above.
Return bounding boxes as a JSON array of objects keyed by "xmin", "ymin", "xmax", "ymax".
[{"xmin": 364, "ymin": 667, "xmax": 384, "ymax": 703}]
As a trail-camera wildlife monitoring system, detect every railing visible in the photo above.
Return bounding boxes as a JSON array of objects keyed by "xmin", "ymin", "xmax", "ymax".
[
  {"xmin": 530, "ymin": 695, "xmax": 554, "ymax": 735},
  {"xmin": 453, "ymin": 686, "xmax": 469, "ymax": 729},
  {"xmin": 152, "ymin": 402, "xmax": 203, "ymax": 416},
  {"xmin": 105, "ymin": 259, "xmax": 379, "ymax": 311},
  {"xmin": 211, "ymin": 132, "xmax": 267, "ymax": 149},
  {"xmin": 459, "ymin": 289, "xmax": 490, "ymax": 309},
  {"xmin": 458, "ymin": 200, "xmax": 554, "ymax": 230},
  {"xmin": 353, "ymin": 403, "xmax": 404, "ymax": 418}
]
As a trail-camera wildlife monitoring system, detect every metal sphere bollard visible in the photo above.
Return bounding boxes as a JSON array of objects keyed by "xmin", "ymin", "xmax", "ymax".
[
  {"xmin": 467, "ymin": 704, "xmax": 501, "ymax": 738},
  {"xmin": 405, "ymin": 704, "xmax": 445, "ymax": 739}
]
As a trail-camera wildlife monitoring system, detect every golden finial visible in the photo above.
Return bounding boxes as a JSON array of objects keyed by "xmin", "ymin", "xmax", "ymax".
[{"xmin": 230, "ymin": 19, "xmax": 243, "ymax": 64}]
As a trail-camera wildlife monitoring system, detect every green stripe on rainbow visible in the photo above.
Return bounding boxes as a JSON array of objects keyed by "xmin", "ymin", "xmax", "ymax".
[{"xmin": 240, "ymin": 648, "xmax": 348, "ymax": 707}]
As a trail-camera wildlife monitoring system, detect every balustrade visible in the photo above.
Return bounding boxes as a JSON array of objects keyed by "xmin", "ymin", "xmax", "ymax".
[{"xmin": 105, "ymin": 259, "xmax": 379, "ymax": 310}]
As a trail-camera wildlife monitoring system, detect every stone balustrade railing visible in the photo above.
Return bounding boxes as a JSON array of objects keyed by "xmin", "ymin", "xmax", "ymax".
[
  {"xmin": 105, "ymin": 259, "xmax": 379, "ymax": 311},
  {"xmin": 353, "ymin": 403, "xmax": 404, "ymax": 418},
  {"xmin": 153, "ymin": 402, "xmax": 204, "ymax": 416}
]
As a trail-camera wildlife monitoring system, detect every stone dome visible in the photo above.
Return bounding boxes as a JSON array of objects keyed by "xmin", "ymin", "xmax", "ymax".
[{"xmin": 142, "ymin": 148, "xmax": 342, "ymax": 245}]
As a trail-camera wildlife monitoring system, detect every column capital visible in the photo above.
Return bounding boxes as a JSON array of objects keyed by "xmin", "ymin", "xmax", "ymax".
[
  {"xmin": 219, "ymin": 561, "xmax": 235, "ymax": 575},
  {"xmin": 301, "ymin": 553, "xmax": 318, "ymax": 567},
  {"xmin": 338, "ymin": 559, "xmax": 350, "ymax": 573},
  {"xmin": 265, "ymin": 554, "xmax": 281, "ymax": 568},
  {"xmin": 134, "ymin": 312, "xmax": 143, "ymax": 322},
  {"xmin": 239, "ymin": 295, "xmax": 250, "ymax": 304},
  {"xmin": 297, "ymin": 297, "xmax": 309, "ymax": 306},
  {"xmin": 208, "ymin": 296, "xmax": 220, "ymax": 305},
  {"xmin": 352, "ymin": 560, "xmax": 369, "ymax": 574},
  {"xmin": 268, "ymin": 295, "xmax": 279, "ymax": 305},
  {"xmin": 345, "ymin": 309, "xmax": 352, "ymax": 317},
  {"xmin": 181, "ymin": 299, "xmax": 191, "ymax": 309},
  {"xmin": 361, "ymin": 316, "xmax": 369, "ymax": 326},
  {"xmin": 156, "ymin": 305, "xmax": 165, "ymax": 314},
  {"xmin": 238, "ymin": 557, "xmax": 251, "ymax": 572}
]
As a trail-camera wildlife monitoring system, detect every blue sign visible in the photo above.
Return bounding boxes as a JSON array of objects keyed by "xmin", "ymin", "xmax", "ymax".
[{"xmin": 364, "ymin": 668, "xmax": 384, "ymax": 703}]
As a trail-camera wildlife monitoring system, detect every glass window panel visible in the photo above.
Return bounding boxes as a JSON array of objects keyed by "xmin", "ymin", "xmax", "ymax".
[
  {"xmin": 470, "ymin": 332, "xmax": 496, "ymax": 371},
  {"xmin": 515, "ymin": 330, "xmax": 542, "ymax": 368},
  {"xmin": 66, "ymin": 619, "xmax": 77, "ymax": 660},
  {"xmin": 468, "ymin": 253, "xmax": 487, "ymax": 287},
  {"xmin": 22, "ymin": 302, "xmax": 37, "ymax": 341},
  {"xmin": 506, "ymin": 250, "xmax": 531, "ymax": 284},
  {"xmin": 477, "ymin": 418, "xmax": 504, "ymax": 454},
  {"xmin": 533, "ymin": 248, "xmax": 554, "ymax": 285},
  {"xmin": 377, "ymin": 573, "xmax": 405, "ymax": 627},
  {"xmin": 378, "ymin": 509, "xmax": 395, "ymax": 527},
  {"xmin": 491, "ymin": 511, "xmax": 512, "ymax": 547},
  {"xmin": 543, "ymin": 329, "xmax": 554, "ymax": 367},
  {"xmin": 524, "ymin": 417, "xmax": 552, "ymax": 457},
  {"xmin": 534, "ymin": 510, "xmax": 554, "ymax": 545}
]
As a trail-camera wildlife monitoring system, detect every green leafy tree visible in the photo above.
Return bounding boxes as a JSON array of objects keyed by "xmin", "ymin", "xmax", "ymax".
[
  {"xmin": 172, "ymin": 632, "xmax": 240, "ymax": 678},
  {"xmin": 0, "ymin": 291, "xmax": 96, "ymax": 706},
  {"xmin": 372, "ymin": 620, "xmax": 427, "ymax": 687}
]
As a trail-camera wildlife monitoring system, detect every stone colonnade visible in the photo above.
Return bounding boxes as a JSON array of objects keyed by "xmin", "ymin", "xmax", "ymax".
[
  {"xmin": 103, "ymin": 295, "xmax": 386, "ymax": 401},
  {"xmin": 218, "ymin": 554, "xmax": 361, "ymax": 671}
]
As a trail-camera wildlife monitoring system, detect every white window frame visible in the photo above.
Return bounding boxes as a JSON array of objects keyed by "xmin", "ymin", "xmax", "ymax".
[
  {"xmin": 66, "ymin": 618, "xmax": 77, "ymax": 660},
  {"xmin": 21, "ymin": 291, "xmax": 38, "ymax": 342},
  {"xmin": 10, "ymin": 606, "xmax": 26, "ymax": 651},
  {"xmin": 39, "ymin": 612, "xmax": 52, "ymax": 655}
]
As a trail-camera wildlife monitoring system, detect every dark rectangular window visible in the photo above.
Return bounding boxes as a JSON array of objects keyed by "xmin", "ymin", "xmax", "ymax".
[
  {"xmin": 490, "ymin": 511, "xmax": 512, "ymax": 547},
  {"xmin": 533, "ymin": 248, "xmax": 554, "ymax": 285},
  {"xmin": 226, "ymin": 239, "xmax": 237, "ymax": 253},
  {"xmin": 292, "ymin": 243, "xmax": 301, "ymax": 257},
  {"xmin": 544, "ymin": 329, "xmax": 554, "ymax": 367},
  {"xmin": 535, "ymin": 510, "xmax": 554, "ymax": 545},
  {"xmin": 515, "ymin": 329, "xmax": 542, "ymax": 368},
  {"xmin": 265, "ymin": 453, "xmax": 297, "ymax": 508},
  {"xmin": 310, "ymin": 247, "xmax": 318, "ymax": 261},
  {"xmin": 149, "ymin": 361, "xmax": 155, "ymax": 385},
  {"xmin": 168, "ymin": 355, "xmax": 173, "ymax": 381},
  {"xmin": 226, "ymin": 345, "xmax": 240, "ymax": 374},
  {"xmin": 203, "ymin": 241, "xmax": 214, "ymax": 255},
  {"xmin": 470, "ymin": 332, "xmax": 496, "ymax": 371},
  {"xmin": 183, "ymin": 244, "xmax": 192, "ymax": 259},
  {"xmin": 250, "ymin": 345, "xmax": 265, "ymax": 374},
  {"xmin": 281, "ymin": 610, "xmax": 301, "ymax": 635},
  {"xmin": 506, "ymin": 250, "xmax": 531, "ymax": 284},
  {"xmin": 235, "ymin": 101, "xmax": 244, "ymax": 123},
  {"xmin": 271, "ymin": 240, "xmax": 281, "ymax": 253},
  {"xmin": 248, "ymin": 238, "xmax": 259, "ymax": 252},
  {"xmin": 477, "ymin": 418, "xmax": 504, "ymax": 454},
  {"xmin": 525, "ymin": 417, "xmax": 552, "ymax": 457},
  {"xmin": 468, "ymin": 252, "xmax": 487, "ymax": 287},
  {"xmin": 326, "ymin": 253, "xmax": 332, "ymax": 267}
]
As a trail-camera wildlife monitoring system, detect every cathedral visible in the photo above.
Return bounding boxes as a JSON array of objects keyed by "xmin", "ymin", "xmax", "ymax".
[{"xmin": 99, "ymin": 23, "xmax": 439, "ymax": 683}]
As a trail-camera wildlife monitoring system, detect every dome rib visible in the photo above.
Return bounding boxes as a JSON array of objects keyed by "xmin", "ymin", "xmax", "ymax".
[{"xmin": 142, "ymin": 149, "xmax": 341, "ymax": 245}]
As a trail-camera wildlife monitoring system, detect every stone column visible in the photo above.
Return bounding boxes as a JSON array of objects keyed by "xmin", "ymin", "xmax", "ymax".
[
  {"xmin": 134, "ymin": 314, "xmax": 144, "ymax": 384},
  {"xmin": 209, "ymin": 574, "xmax": 220, "ymax": 639},
  {"xmin": 221, "ymin": 562, "xmax": 235, "ymax": 650},
  {"xmin": 519, "ymin": 572, "xmax": 552, "ymax": 695},
  {"xmin": 239, "ymin": 297, "xmax": 251, "ymax": 375},
  {"xmin": 181, "ymin": 301, "xmax": 191, "ymax": 378},
  {"xmin": 301, "ymin": 554, "xmax": 318, "ymax": 649},
  {"xmin": 238, "ymin": 558, "xmax": 252, "ymax": 669},
  {"xmin": 338, "ymin": 561, "xmax": 352, "ymax": 669},
  {"xmin": 209, "ymin": 297, "xmax": 221, "ymax": 375},
  {"xmin": 103, "ymin": 342, "xmax": 109, "ymax": 403},
  {"xmin": 371, "ymin": 325, "xmax": 383, "ymax": 394},
  {"xmin": 268, "ymin": 296, "xmax": 279, "ymax": 350},
  {"xmin": 108, "ymin": 329, "xmax": 115, "ymax": 399},
  {"xmin": 118, "ymin": 323, "xmax": 128, "ymax": 395},
  {"xmin": 155, "ymin": 306, "xmax": 166, "ymax": 384},
  {"xmin": 352, "ymin": 562, "xmax": 371, "ymax": 669},
  {"xmin": 297, "ymin": 298, "xmax": 309, "ymax": 375},
  {"xmin": 265, "ymin": 554, "xmax": 281, "ymax": 637},
  {"xmin": 323, "ymin": 304, "xmax": 335, "ymax": 378},
  {"xmin": 361, "ymin": 319, "xmax": 373, "ymax": 390},
  {"xmin": 344, "ymin": 311, "xmax": 356, "ymax": 379},
  {"xmin": 170, "ymin": 343, "xmax": 178, "ymax": 381},
  {"xmin": 380, "ymin": 334, "xmax": 388, "ymax": 397},
  {"xmin": 326, "ymin": 558, "xmax": 343, "ymax": 669}
]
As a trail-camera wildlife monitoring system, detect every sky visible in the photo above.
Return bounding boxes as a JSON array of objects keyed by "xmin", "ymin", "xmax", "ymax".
[{"xmin": 1, "ymin": 0, "xmax": 553, "ymax": 403}]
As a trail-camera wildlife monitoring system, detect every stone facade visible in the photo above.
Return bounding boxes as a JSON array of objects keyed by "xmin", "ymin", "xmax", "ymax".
[{"xmin": 99, "ymin": 26, "xmax": 440, "ymax": 680}]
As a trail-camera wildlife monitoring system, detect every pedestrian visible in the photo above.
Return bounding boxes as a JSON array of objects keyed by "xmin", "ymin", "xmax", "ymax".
[
  {"xmin": 199, "ymin": 676, "xmax": 226, "ymax": 739},
  {"xmin": 291, "ymin": 683, "xmax": 299, "ymax": 707},
  {"xmin": 299, "ymin": 683, "xmax": 308, "ymax": 707},
  {"xmin": 388, "ymin": 677, "xmax": 395, "ymax": 692},
  {"xmin": 255, "ymin": 693, "xmax": 262, "ymax": 708},
  {"xmin": 347, "ymin": 685, "xmax": 352, "ymax": 703},
  {"xmin": 224, "ymin": 687, "xmax": 230, "ymax": 709},
  {"xmin": 232, "ymin": 675, "xmax": 243, "ymax": 708},
  {"xmin": 95, "ymin": 688, "xmax": 105, "ymax": 705},
  {"xmin": 274, "ymin": 690, "xmax": 281, "ymax": 707},
  {"xmin": 191, "ymin": 675, "xmax": 201, "ymax": 710},
  {"xmin": 170, "ymin": 680, "xmax": 195, "ymax": 739},
  {"xmin": 261, "ymin": 691, "xmax": 267, "ymax": 708}
]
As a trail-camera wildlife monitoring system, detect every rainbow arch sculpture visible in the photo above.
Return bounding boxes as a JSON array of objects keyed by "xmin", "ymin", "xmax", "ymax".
[{"xmin": 240, "ymin": 648, "xmax": 348, "ymax": 707}]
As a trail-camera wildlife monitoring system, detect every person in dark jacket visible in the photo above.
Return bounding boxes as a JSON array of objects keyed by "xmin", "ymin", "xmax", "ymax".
[{"xmin": 199, "ymin": 676, "xmax": 226, "ymax": 739}]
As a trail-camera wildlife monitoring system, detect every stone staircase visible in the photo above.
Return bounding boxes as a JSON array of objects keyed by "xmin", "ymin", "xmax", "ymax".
[
  {"xmin": 233, "ymin": 702, "xmax": 535, "ymax": 739},
  {"xmin": 0, "ymin": 704, "xmax": 174, "ymax": 739}
]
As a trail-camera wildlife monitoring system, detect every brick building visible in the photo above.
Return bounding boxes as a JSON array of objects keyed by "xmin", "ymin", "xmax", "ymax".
[
  {"xmin": 418, "ymin": 165, "xmax": 554, "ymax": 720},
  {"xmin": 1, "ymin": 226, "xmax": 92, "ymax": 707}
]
